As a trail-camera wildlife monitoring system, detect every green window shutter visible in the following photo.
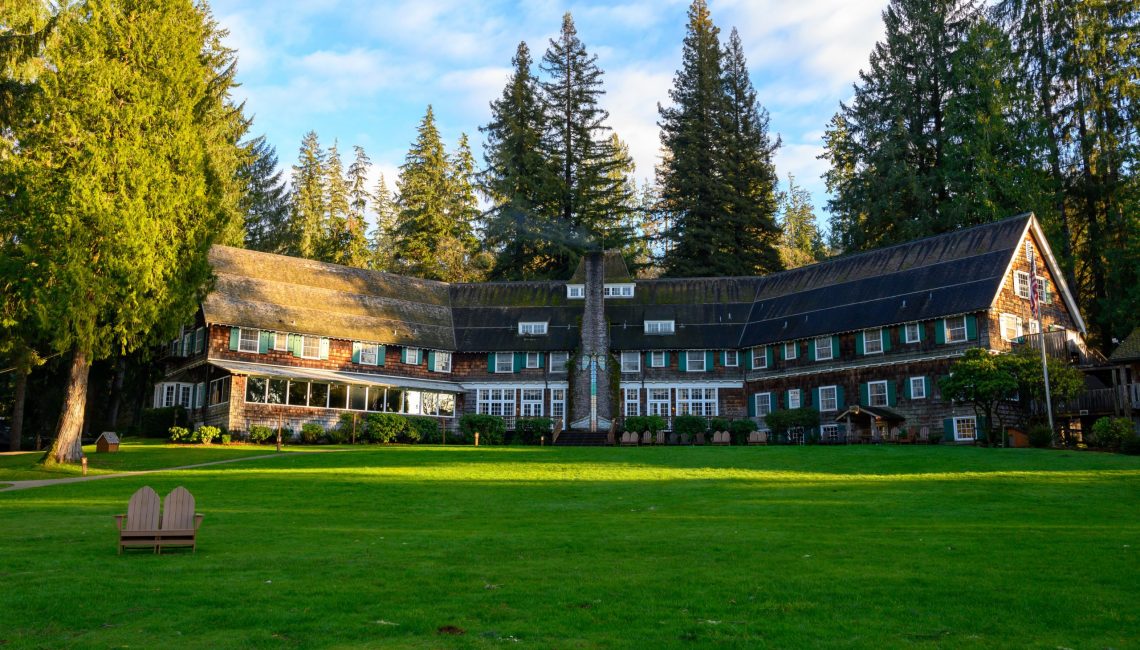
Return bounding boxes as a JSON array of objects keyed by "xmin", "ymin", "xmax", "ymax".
[
  {"xmin": 747, "ymin": 395, "xmax": 756, "ymax": 417},
  {"xmin": 538, "ymin": 352, "xmax": 545, "ymax": 369},
  {"xmin": 229, "ymin": 327, "xmax": 240, "ymax": 351},
  {"xmin": 766, "ymin": 347, "xmax": 774, "ymax": 368},
  {"xmin": 663, "ymin": 351, "xmax": 670, "ymax": 367},
  {"xmin": 832, "ymin": 336, "xmax": 840, "ymax": 359},
  {"xmin": 917, "ymin": 323, "xmax": 924, "ymax": 342},
  {"xmin": 778, "ymin": 344, "xmax": 785, "ymax": 361},
  {"xmin": 352, "ymin": 342, "xmax": 361, "ymax": 364},
  {"xmin": 807, "ymin": 341, "xmax": 815, "ymax": 361},
  {"xmin": 377, "ymin": 345, "xmax": 385, "ymax": 366},
  {"xmin": 836, "ymin": 386, "xmax": 845, "ymax": 409},
  {"xmin": 679, "ymin": 352, "xmax": 688, "ymax": 372},
  {"xmin": 855, "ymin": 333, "xmax": 864, "ymax": 355},
  {"xmin": 706, "ymin": 350, "xmax": 715, "ymax": 369},
  {"xmin": 935, "ymin": 319, "xmax": 946, "ymax": 344},
  {"xmin": 744, "ymin": 350, "xmax": 753, "ymax": 370},
  {"xmin": 904, "ymin": 377, "xmax": 912, "ymax": 400},
  {"xmin": 487, "ymin": 353, "xmax": 495, "ymax": 372},
  {"xmin": 319, "ymin": 338, "xmax": 329, "ymax": 360},
  {"xmin": 943, "ymin": 418, "xmax": 954, "ymax": 440},
  {"xmin": 898, "ymin": 325, "xmax": 907, "ymax": 344},
  {"xmin": 288, "ymin": 334, "xmax": 300, "ymax": 356},
  {"xmin": 859, "ymin": 382, "xmax": 869, "ymax": 407},
  {"xmin": 513, "ymin": 352, "xmax": 524, "ymax": 372},
  {"xmin": 924, "ymin": 376, "xmax": 931, "ymax": 397},
  {"xmin": 784, "ymin": 390, "xmax": 790, "ymax": 408},
  {"xmin": 646, "ymin": 351, "xmax": 653, "ymax": 367},
  {"xmin": 769, "ymin": 394, "xmax": 778, "ymax": 413},
  {"xmin": 966, "ymin": 314, "xmax": 978, "ymax": 340},
  {"xmin": 258, "ymin": 330, "xmax": 270, "ymax": 354},
  {"xmin": 400, "ymin": 348, "xmax": 407, "ymax": 364},
  {"xmin": 427, "ymin": 350, "xmax": 436, "ymax": 371},
  {"xmin": 802, "ymin": 389, "xmax": 811, "ymax": 408},
  {"xmin": 887, "ymin": 381, "xmax": 897, "ymax": 407},
  {"xmin": 721, "ymin": 350, "xmax": 728, "ymax": 366},
  {"xmin": 882, "ymin": 330, "xmax": 891, "ymax": 352}
]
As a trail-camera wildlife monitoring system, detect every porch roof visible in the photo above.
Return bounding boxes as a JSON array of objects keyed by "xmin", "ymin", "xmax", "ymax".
[
  {"xmin": 208, "ymin": 359, "xmax": 463, "ymax": 393},
  {"xmin": 833, "ymin": 405, "xmax": 906, "ymax": 423}
]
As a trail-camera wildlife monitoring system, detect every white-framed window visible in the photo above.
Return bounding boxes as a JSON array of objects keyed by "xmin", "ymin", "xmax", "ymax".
[
  {"xmin": 495, "ymin": 352, "xmax": 514, "ymax": 373},
  {"xmin": 621, "ymin": 351, "xmax": 640, "ymax": 373},
  {"xmin": 821, "ymin": 424, "xmax": 840, "ymax": 440},
  {"xmin": 868, "ymin": 380, "xmax": 888, "ymax": 407},
  {"xmin": 549, "ymin": 352, "xmax": 569, "ymax": 373},
  {"xmin": 1036, "ymin": 276, "xmax": 1052, "ymax": 304},
  {"xmin": 784, "ymin": 342, "xmax": 797, "ymax": 360},
  {"xmin": 1014, "ymin": 271, "xmax": 1032, "ymax": 299},
  {"xmin": 477, "ymin": 388, "xmax": 515, "ymax": 418},
  {"xmin": 754, "ymin": 392, "xmax": 772, "ymax": 417},
  {"xmin": 945, "ymin": 316, "xmax": 968, "ymax": 343},
  {"xmin": 645, "ymin": 320, "xmax": 675, "ymax": 335},
  {"xmin": 954, "ymin": 416, "xmax": 977, "ymax": 441},
  {"xmin": 1028, "ymin": 319, "xmax": 1041, "ymax": 335},
  {"xmin": 650, "ymin": 351, "xmax": 666, "ymax": 368},
  {"xmin": 648, "ymin": 388, "xmax": 671, "ymax": 418},
  {"xmin": 433, "ymin": 351, "xmax": 452, "ymax": 372},
  {"xmin": 603, "ymin": 284, "xmax": 634, "ymax": 298},
  {"xmin": 272, "ymin": 331, "xmax": 287, "ymax": 351},
  {"xmin": 624, "ymin": 388, "xmax": 640, "ymax": 417},
  {"xmin": 551, "ymin": 389, "xmax": 566, "ymax": 423},
  {"xmin": 567, "ymin": 285, "xmax": 584, "ymax": 299},
  {"xmin": 194, "ymin": 382, "xmax": 205, "ymax": 409},
  {"xmin": 677, "ymin": 387, "xmax": 717, "ymax": 416},
  {"xmin": 686, "ymin": 350, "xmax": 706, "ymax": 372},
  {"xmin": 818, "ymin": 385, "xmax": 838, "ymax": 412},
  {"xmin": 525, "ymin": 351, "xmax": 541, "ymax": 369},
  {"xmin": 520, "ymin": 389, "xmax": 543, "ymax": 417},
  {"xmin": 518, "ymin": 321, "xmax": 548, "ymax": 336},
  {"xmin": 863, "ymin": 328, "xmax": 883, "ymax": 355},
  {"xmin": 301, "ymin": 335, "xmax": 322, "ymax": 359},
  {"xmin": 359, "ymin": 343, "xmax": 379, "ymax": 366},
  {"xmin": 752, "ymin": 347, "xmax": 768, "ymax": 369},
  {"xmin": 163, "ymin": 384, "xmax": 176, "ymax": 407},
  {"xmin": 182, "ymin": 332, "xmax": 192, "ymax": 357},
  {"xmin": 905, "ymin": 322, "xmax": 921, "ymax": 343},
  {"xmin": 179, "ymin": 384, "xmax": 193, "ymax": 408},
  {"xmin": 814, "ymin": 336, "xmax": 833, "ymax": 361},
  {"xmin": 787, "ymin": 388, "xmax": 801, "ymax": 409},
  {"xmin": 724, "ymin": 350, "xmax": 739, "ymax": 367},
  {"xmin": 239, "ymin": 328, "xmax": 260, "ymax": 353},
  {"xmin": 194, "ymin": 327, "xmax": 206, "ymax": 354},
  {"xmin": 1000, "ymin": 314, "xmax": 1024, "ymax": 342},
  {"xmin": 405, "ymin": 347, "xmax": 421, "ymax": 364},
  {"xmin": 910, "ymin": 376, "xmax": 927, "ymax": 400}
]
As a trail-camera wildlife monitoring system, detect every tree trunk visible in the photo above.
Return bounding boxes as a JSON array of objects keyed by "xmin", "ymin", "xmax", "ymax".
[
  {"xmin": 106, "ymin": 356, "xmax": 126, "ymax": 431},
  {"xmin": 10, "ymin": 365, "xmax": 27, "ymax": 452},
  {"xmin": 47, "ymin": 349, "xmax": 91, "ymax": 465}
]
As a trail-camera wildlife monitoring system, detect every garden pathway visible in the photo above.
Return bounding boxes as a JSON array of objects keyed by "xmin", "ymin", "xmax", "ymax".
[{"xmin": 0, "ymin": 453, "xmax": 291, "ymax": 492}]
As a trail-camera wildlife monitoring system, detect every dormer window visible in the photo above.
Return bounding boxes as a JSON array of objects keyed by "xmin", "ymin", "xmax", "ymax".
[
  {"xmin": 644, "ymin": 320, "xmax": 675, "ymax": 335},
  {"xmin": 567, "ymin": 285, "xmax": 584, "ymax": 299},
  {"xmin": 519, "ymin": 321, "xmax": 548, "ymax": 336},
  {"xmin": 603, "ymin": 284, "xmax": 635, "ymax": 298}
]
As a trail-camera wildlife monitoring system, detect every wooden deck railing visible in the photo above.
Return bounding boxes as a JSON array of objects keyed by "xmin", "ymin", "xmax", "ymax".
[{"xmin": 1011, "ymin": 331, "xmax": 1106, "ymax": 366}]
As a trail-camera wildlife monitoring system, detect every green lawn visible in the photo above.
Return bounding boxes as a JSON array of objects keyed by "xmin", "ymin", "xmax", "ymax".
[{"xmin": 0, "ymin": 445, "xmax": 1137, "ymax": 648}]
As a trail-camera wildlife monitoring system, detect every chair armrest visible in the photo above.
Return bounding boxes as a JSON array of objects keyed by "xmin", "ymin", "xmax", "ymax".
[
  {"xmin": 194, "ymin": 514, "xmax": 204, "ymax": 531},
  {"xmin": 114, "ymin": 514, "xmax": 126, "ymax": 531}
]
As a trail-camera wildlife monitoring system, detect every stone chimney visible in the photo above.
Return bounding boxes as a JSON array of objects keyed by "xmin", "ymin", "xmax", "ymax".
[{"xmin": 569, "ymin": 251, "xmax": 612, "ymax": 431}]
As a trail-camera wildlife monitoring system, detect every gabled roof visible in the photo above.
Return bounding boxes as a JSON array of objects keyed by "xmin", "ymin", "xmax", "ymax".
[
  {"xmin": 203, "ymin": 246, "xmax": 455, "ymax": 350},
  {"xmin": 567, "ymin": 250, "xmax": 634, "ymax": 284},
  {"xmin": 449, "ymin": 281, "xmax": 578, "ymax": 352}
]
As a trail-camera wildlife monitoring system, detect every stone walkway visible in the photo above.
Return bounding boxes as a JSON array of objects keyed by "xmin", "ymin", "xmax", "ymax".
[{"xmin": 0, "ymin": 453, "xmax": 288, "ymax": 492}]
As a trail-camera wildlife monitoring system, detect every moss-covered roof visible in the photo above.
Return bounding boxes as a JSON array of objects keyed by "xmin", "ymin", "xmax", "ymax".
[
  {"xmin": 1110, "ymin": 328, "xmax": 1140, "ymax": 363},
  {"xmin": 567, "ymin": 250, "xmax": 633, "ymax": 284}
]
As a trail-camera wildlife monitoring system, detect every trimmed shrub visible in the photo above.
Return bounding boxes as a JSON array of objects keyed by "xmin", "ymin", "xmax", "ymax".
[
  {"xmin": 1027, "ymin": 425, "xmax": 1053, "ymax": 449},
  {"xmin": 514, "ymin": 417, "xmax": 554, "ymax": 444},
  {"xmin": 407, "ymin": 416, "xmax": 441, "ymax": 444},
  {"xmin": 623, "ymin": 415, "xmax": 666, "ymax": 434},
  {"xmin": 143, "ymin": 407, "xmax": 187, "ymax": 438},
  {"xmin": 300, "ymin": 423, "xmax": 325, "ymax": 444},
  {"xmin": 168, "ymin": 426, "xmax": 191, "ymax": 443},
  {"xmin": 194, "ymin": 426, "xmax": 221, "ymax": 444},
  {"xmin": 220, "ymin": 434, "xmax": 232, "ymax": 445},
  {"xmin": 324, "ymin": 426, "xmax": 349, "ymax": 444},
  {"xmin": 1122, "ymin": 434, "xmax": 1140, "ymax": 456},
  {"xmin": 709, "ymin": 417, "xmax": 731, "ymax": 433},
  {"xmin": 248, "ymin": 425, "xmax": 275, "ymax": 444},
  {"xmin": 729, "ymin": 419, "xmax": 758, "ymax": 444},
  {"xmin": 673, "ymin": 415, "xmax": 707, "ymax": 437},
  {"xmin": 1090, "ymin": 417, "xmax": 1132, "ymax": 450},
  {"xmin": 459, "ymin": 414, "xmax": 505, "ymax": 445},
  {"xmin": 364, "ymin": 413, "xmax": 407, "ymax": 444},
  {"xmin": 764, "ymin": 408, "xmax": 820, "ymax": 439},
  {"xmin": 336, "ymin": 412, "xmax": 367, "ymax": 443}
]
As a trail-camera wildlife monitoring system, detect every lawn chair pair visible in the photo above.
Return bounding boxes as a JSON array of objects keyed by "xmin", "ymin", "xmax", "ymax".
[
  {"xmin": 711, "ymin": 431, "xmax": 731, "ymax": 445},
  {"xmin": 115, "ymin": 486, "xmax": 204, "ymax": 554},
  {"xmin": 619, "ymin": 432, "xmax": 639, "ymax": 446},
  {"xmin": 747, "ymin": 431, "xmax": 768, "ymax": 445}
]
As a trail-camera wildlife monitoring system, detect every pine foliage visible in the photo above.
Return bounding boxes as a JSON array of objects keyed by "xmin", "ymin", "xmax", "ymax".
[{"xmin": 240, "ymin": 135, "xmax": 291, "ymax": 254}]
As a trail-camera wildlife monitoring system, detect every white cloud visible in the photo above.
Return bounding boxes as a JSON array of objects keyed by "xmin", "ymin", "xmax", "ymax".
[{"xmin": 603, "ymin": 66, "xmax": 674, "ymax": 179}]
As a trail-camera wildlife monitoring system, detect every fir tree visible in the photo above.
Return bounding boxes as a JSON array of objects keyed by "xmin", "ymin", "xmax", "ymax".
[
  {"xmin": 288, "ymin": 131, "xmax": 326, "ymax": 259},
  {"xmin": 370, "ymin": 174, "xmax": 398, "ymax": 272},
  {"xmin": 342, "ymin": 145, "xmax": 373, "ymax": 268},
  {"xmin": 240, "ymin": 135, "xmax": 291, "ymax": 254},
  {"xmin": 777, "ymin": 174, "xmax": 825, "ymax": 270},
  {"xmin": 320, "ymin": 141, "xmax": 351, "ymax": 264}
]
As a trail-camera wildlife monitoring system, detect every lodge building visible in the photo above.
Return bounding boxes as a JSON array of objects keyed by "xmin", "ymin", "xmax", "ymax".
[{"xmin": 155, "ymin": 213, "xmax": 1085, "ymax": 443}]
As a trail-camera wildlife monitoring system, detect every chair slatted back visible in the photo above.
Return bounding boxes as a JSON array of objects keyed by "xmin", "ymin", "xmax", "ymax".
[
  {"xmin": 641, "ymin": 431, "xmax": 651, "ymax": 445},
  {"xmin": 125, "ymin": 486, "xmax": 161, "ymax": 531},
  {"xmin": 162, "ymin": 487, "xmax": 196, "ymax": 530}
]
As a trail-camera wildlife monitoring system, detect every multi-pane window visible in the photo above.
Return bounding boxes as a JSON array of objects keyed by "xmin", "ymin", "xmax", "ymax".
[
  {"xmin": 567, "ymin": 285, "xmax": 584, "ymax": 298},
  {"xmin": 405, "ymin": 347, "xmax": 421, "ymax": 364},
  {"xmin": 518, "ymin": 322, "xmax": 548, "ymax": 336},
  {"xmin": 239, "ymin": 328, "xmax": 260, "ymax": 353},
  {"xmin": 677, "ymin": 387, "xmax": 717, "ymax": 416},
  {"xmin": 272, "ymin": 331, "xmax": 287, "ymax": 351},
  {"xmin": 863, "ymin": 328, "xmax": 883, "ymax": 354},
  {"xmin": 945, "ymin": 316, "xmax": 968, "ymax": 343},
  {"xmin": 752, "ymin": 347, "xmax": 768, "ymax": 369},
  {"xmin": 525, "ymin": 351, "xmax": 541, "ymax": 369},
  {"xmin": 644, "ymin": 320, "xmax": 675, "ymax": 335},
  {"xmin": 954, "ymin": 416, "xmax": 977, "ymax": 441},
  {"xmin": 208, "ymin": 377, "xmax": 231, "ymax": 405},
  {"xmin": 179, "ymin": 384, "xmax": 193, "ymax": 408},
  {"xmin": 724, "ymin": 350, "xmax": 739, "ymax": 367},
  {"xmin": 1000, "ymin": 314, "xmax": 1024, "ymax": 342},
  {"xmin": 650, "ymin": 351, "xmax": 666, "ymax": 368},
  {"xmin": 818, "ymin": 385, "xmax": 838, "ymax": 412},
  {"xmin": 603, "ymin": 285, "xmax": 634, "ymax": 297},
  {"xmin": 549, "ymin": 352, "xmax": 569, "ymax": 373},
  {"xmin": 624, "ymin": 388, "xmax": 640, "ymax": 417},
  {"xmin": 477, "ymin": 388, "xmax": 515, "ymax": 418},
  {"xmin": 821, "ymin": 424, "xmax": 840, "ymax": 441},
  {"xmin": 868, "ymin": 380, "xmax": 888, "ymax": 407},
  {"xmin": 433, "ymin": 351, "xmax": 452, "ymax": 372},
  {"xmin": 814, "ymin": 336, "xmax": 833, "ymax": 361},
  {"xmin": 1014, "ymin": 271, "xmax": 1032, "ymax": 299},
  {"xmin": 495, "ymin": 352, "xmax": 513, "ymax": 373},
  {"xmin": 194, "ymin": 382, "xmax": 205, "ymax": 408},
  {"xmin": 301, "ymin": 336, "xmax": 321, "ymax": 359},
  {"xmin": 905, "ymin": 322, "xmax": 921, "ymax": 343},
  {"xmin": 647, "ymin": 388, "xmax": 671, "ymax": 418},
  {"xmin": 783, "ymin": 342, "xmax": 797, "ymax": 360},
  {"xmin": 910, "ymin": 376, "xmax": 927, "ymax": 399},
  {"xmin": 787, "ymin": 389, "xmax": 801, "ymax": 409},
  {"xmin": 194, "ymin": 327, "xmax": 206, "ymax": 354},
  {"xmin": 359, "ymin": 344, "xmax": 379, "ymax": 365},
  {"xmin": 520, "ymin": 389, "xmax": 543, "ymax": 417},
  {"xmin": 1036, "ymin": 276, "xmax": 1052, "ymax": 304},
  {"xmin": 754, "ymin": 393, "xmax": 772, "ymax": 417},
  {"xmin": 550, "ymin": 389, "xmax": 566, "ymax": 423},
  {"xmin": 686, "ymin": 350, "xmax": 706, "ymax": 372},
  {"xmin": 182, "ymin": 332, "xmax": 193, "ymax": 357},
  {"xmin": 621, "ymin": 351, "xmax": 640, "ymax": 373}
]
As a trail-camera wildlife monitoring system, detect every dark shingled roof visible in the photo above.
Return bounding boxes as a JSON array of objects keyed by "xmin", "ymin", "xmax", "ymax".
[
  {"xmin": 449, "ymin": 282, "xmax": 578, "ymax": 352},
  {"xmin": 1109, "ymin": 328, "xmax": 1140, "ymax": 363},
  {"xmin": 204, "ymin": 246, "xmax": 456, "ymax": 349}
]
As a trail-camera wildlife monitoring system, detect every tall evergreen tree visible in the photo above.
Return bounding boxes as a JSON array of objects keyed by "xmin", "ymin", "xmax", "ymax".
[
  {"xmin": 240, "ymin": 135, "xmax": 290, "ymax": 254},
  {"xmin": 480, "ymin": 41, "xmax": 560, "ymax": 279},
  {"xmin": 370, "ymin": 173, "xmax": 398, "ymax": 272},
  {"xmin": 320, "ymin": 141, "xmax": 351, "ymax": 264},
  {"xmin": 1, "ymin": 0, "xmax": 248, "ymax": 463},
  {"xmin": 288, "ymin": 131, "xmax": 326, "ymax": 259},
  {"xmin": 777, "ymin": 174, "xmax": 826, "ymax": 270},
  {"xmin": 342, "ymin": 145, "xmax": 373, "ymax": 268}
]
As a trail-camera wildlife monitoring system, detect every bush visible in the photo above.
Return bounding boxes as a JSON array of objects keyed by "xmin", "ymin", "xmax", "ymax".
[
  {"xmin": 764, "ymin": 408, "xmax": 820, "ymax": 438},
  {"xmin": 624, "ymin": 415, "xmax": 666, "ymax": 434},
  {"xmin": 929, "ymin": 432, "xmax": 944, "ymax": 445},
  {"xmin": 459, "ymin": 414, "xmax": 505, "ymax": 445},
  {"xmin": 1090, "ymin": 417, "xmax": 1132, "ymax": 450},
  {"xmin": 324, "ymin": 426, "xmax": 349, "ymax": 444},
  {"xmin": 364, "ymin": 413, "xmax": 407, "ymax": 444},
  {"xmin": 248, "ymin": 425, "xmax": 275, "ymax": 444},
  {"xmin": 709, "ymin": 417, "xmax": 731, "ymax": 433},
  {"xmin": 673, "ymin": 415, "xmax": 707, "ymax": 437},
  {"xmin": 729, "ymin": 419, "xmax": 758, "ymax": 444},
  {"xmin": 514, "ymin": 417, "xmax": 554, "ymax": 444},
  {"xmin": 220, "ymin": 434, "xmax": 232, "ymax": 445},
  {"xmin": 1121, "ymin": 434, "xmax": 1140, "ymax": 456},
  {"xmin": 1027, "ymin": 425, "xmax": 1053, "ymax": 449},
  {"xmin": 407, "ymin": 416, "xmax": 441, "ymax": 444},
  {"xmin": 194, "ymin": 426, "xmax": 221, "ymax": 444},
  {"xmin": 336, "ymin": 412, "xmax": 367, "ymax": 443},
  {"xmin": 168, "ymin": 426, "xmax": 191, "ymax": 443},
  {"xmin": 143, "ymin": 407, "xmax": 187, "ymax": 438},
  {"xmin": 300, "ymin": 423, "xmax": 325, "ymax": 444}
]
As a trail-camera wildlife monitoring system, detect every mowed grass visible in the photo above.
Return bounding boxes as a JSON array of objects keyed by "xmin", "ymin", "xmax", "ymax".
[{"xmin": 0, "ymin": 445, "xmax": 1137, "ymax": 648}]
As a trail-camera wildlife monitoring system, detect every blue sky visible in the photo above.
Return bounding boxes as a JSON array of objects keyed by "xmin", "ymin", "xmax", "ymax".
[{"xmin": 211, "ymin": 0, "xmax": 889, "ymax": 227}]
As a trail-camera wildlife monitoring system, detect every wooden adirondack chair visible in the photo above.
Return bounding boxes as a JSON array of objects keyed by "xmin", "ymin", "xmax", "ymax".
[
  {"xmin": 115, "ymin": 486, "xmax": 161, "ymax": 554},
  {"xmin": 156, "ymin": 487, "xmax": 204, "ymax": 554},
  {"xmin": 655, "ymin": 431, "xmax": 665, "ymax": 445},
  {"xmin": 640, "ymin": 431, "xmax": 652, "ymax": 445}
]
